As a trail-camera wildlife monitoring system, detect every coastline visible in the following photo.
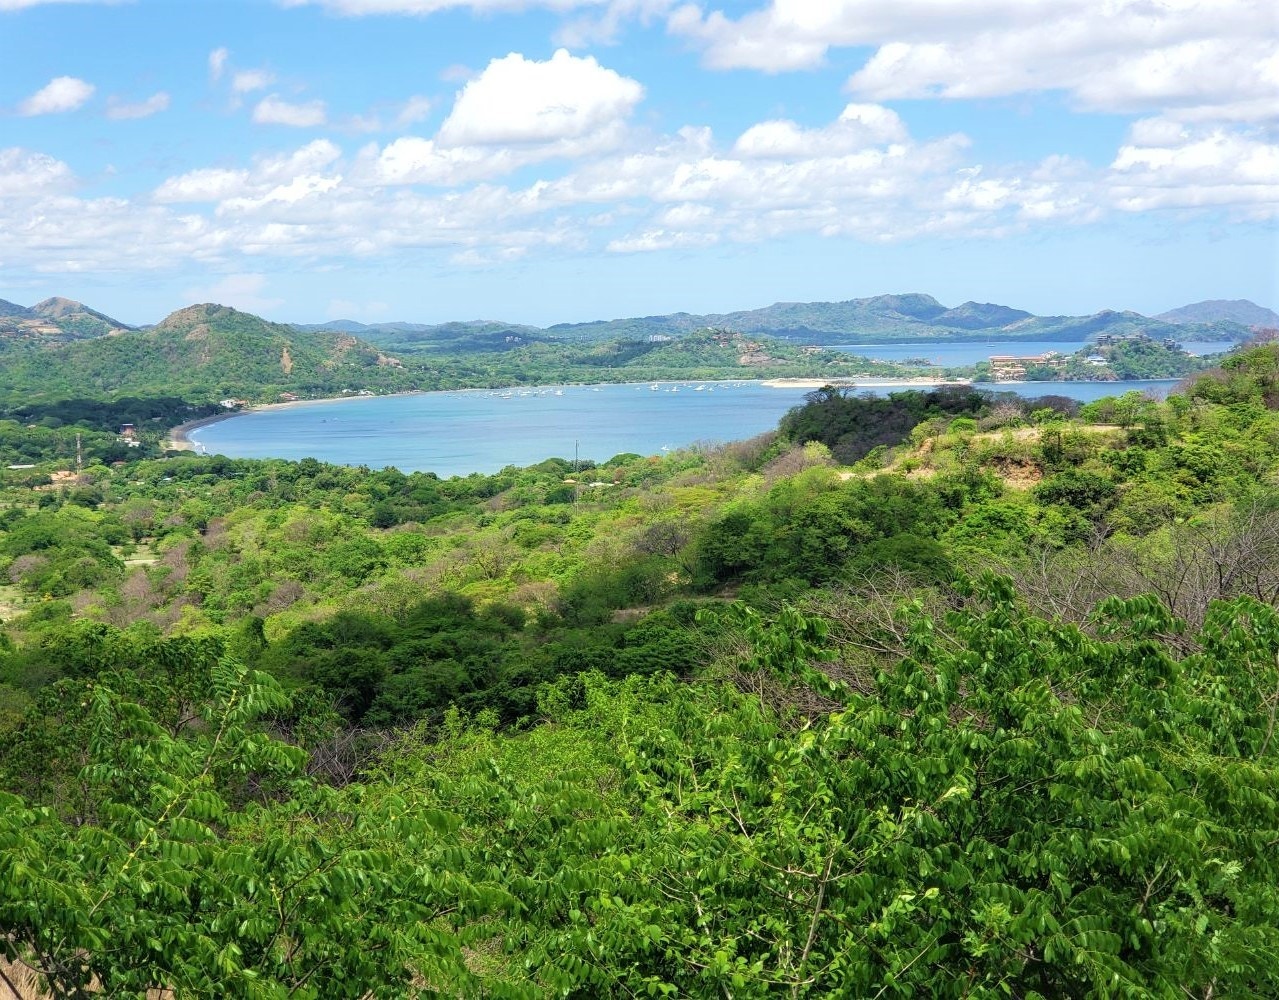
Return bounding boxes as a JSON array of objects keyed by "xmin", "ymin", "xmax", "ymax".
[
  {"xmin": 164, "ymin": 372, "xmax": 1169, "ymax": 450},
  {"xmin": 759, "ymin": 376, "xmax": 970, "ymax": 389},
  {"xmin": 165, "ymin": 390, "xmax": 430, "ymax": 449},
  {"xmin": 165, "ymin": 411, "xmax": 240, "ymax": 450}
]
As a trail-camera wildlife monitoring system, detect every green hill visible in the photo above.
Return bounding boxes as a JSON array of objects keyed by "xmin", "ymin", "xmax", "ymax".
[
  {"xmin": 0, "ymin": 303, "xmax": 416, "ymax": 403},
  {"xmin": 30, "ymin": 296, "xmax": 131, "ymax": 338},
  {"xmin": 0, "ymin": 295, "xmax": 131, "ymax": 348}
]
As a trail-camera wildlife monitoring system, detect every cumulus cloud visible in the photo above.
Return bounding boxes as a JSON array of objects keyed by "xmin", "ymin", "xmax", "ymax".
[
  {"xmin": 733, "ymin": 104, "xmax": 908, "ymax": 159},
  {"xmin": 253, "ymin": 95, "xmax": 328, "ymax": 127},
  {"xmin": 18, "ymin": 76, "xmax": 95, "ymax": 116},
  {"xmin": 105, "ymin": 91, "xmax": 170, "ymax": 120},
  {"xmin": 437, "ymin": 49, "xmax": 643, "ymax": 147},
  {"xmin": 365, "ymin": 138, "xmax": 500, "ymax": 186},
  {"xmin": 0, "ymin": 147, "xmax": 76, "ymax": 197},
  {"xmin": 4, "ymin": 91, "xmax": 1274, "ymax": 284},
  {"xmin": 673, "ymin": 0, "xmax": 1278, "ymax": 123},
  {"xmin": 1110, "ymin": 119, "xmax": 1279, "ymax": 216},
  {"xmin": 153, "ymin": 167, "xmax": 252, "ymax": 204},
  {"xmin": 153, "ymin": 140, "xmax": 342, "ymax": 204},
  {"xmin": 360, "ymin": 50, "xmax": 644, "ymax": 185}
]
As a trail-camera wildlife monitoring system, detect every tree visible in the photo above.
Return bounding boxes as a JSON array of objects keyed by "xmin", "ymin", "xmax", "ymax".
[{"xmin": 0, "ymin": 657, "xmax": 493, "ymax": 999}]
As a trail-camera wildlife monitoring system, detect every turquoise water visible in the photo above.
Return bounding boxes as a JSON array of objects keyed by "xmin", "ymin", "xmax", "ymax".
[
  {"xmin": 836, "ymin": 339, "xmax": 1234, "ymax": 366},
  {"xmin": 190, "ymin": 378, "xmax": 1181, "ymax": 477}
]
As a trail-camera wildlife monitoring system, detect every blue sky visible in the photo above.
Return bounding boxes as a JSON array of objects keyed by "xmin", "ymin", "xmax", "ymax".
[{"xmin": 1, "ymin": 0, "xmax": 1275, "ymax": 326}]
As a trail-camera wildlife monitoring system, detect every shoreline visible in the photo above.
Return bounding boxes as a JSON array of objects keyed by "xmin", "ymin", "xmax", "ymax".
[
  {"xmin": 167, "ymin": 390, "xmax": 430, "ymax": 448},
  {"xmin": 759, "ymin": 376, "xmax": 970, "ymax": 389},
  {"xmin": 165, "ymin": 411, "xmax": 240, "ymax": 450},
  {"xmin": 165, "ymin": 373, "xmax": 1179, "ymax": 449}
]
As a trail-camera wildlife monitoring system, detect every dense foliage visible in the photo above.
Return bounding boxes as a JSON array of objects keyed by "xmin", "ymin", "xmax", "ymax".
[{"xmin": 1, "ymin": 344, "xmax": 1278, "ymax": 996}]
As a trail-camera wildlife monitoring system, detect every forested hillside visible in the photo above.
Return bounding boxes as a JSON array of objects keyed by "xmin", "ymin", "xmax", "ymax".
[
  {"xmin": 0, "ymin": 303, "xmax": 921, "ymax": 408},
  {"xmin": 1, "ymin": 345, "xmax": 1278, "ymax": 997}
]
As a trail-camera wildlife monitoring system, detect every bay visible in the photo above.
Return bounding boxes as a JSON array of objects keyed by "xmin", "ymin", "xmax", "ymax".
[{"xmin": 190, "ymin": 377, "xmax": 1181, "ymax": 477}]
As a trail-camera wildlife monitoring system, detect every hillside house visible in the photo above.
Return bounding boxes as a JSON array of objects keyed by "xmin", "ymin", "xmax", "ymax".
[{"xmin": 988, "ymin": 352, "xmax": 1066, "ymax": 380}]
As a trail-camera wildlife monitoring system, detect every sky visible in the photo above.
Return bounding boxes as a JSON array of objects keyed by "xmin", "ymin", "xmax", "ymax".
[{"xmin": 0, "ymin": 0, "xmax": 1276, "ymax": 327}]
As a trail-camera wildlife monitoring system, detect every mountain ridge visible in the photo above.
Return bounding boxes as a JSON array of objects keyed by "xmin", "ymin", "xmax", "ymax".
[
  {"xmin": 0, "ymin": 296, "xmax": 131, "ymax": 345},
  {"xmin": 2, "ymin": 293, "xmax": 1271, "ymax": 355},
  {"xmin": 1155, "ymin": 299, "xmax": 1279, "ymax": 327},
  {"xmin": 0, "ymin": 302, "xmax": 414, "ymax": 401}
]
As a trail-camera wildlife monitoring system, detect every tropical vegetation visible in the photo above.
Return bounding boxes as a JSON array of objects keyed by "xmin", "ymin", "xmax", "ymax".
[{"xmin": 1, "ymin": 339, "xmax": 1277, "ymax": 997}]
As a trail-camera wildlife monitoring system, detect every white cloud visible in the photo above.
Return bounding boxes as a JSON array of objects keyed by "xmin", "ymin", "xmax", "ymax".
[
  {"xmin": 361, "ymin": 50, "xmax": 644, "ymax": 185},
  {"xmin": 208, "ymin": 47, "xmax": 229, "ymax": 82},
  {"xmin": 1109, "ymin": 120, "xmax": 1279, "ymax": 216},
  {"xmin": 153, "ymin": 167, "xmax": 252, "ymax": 203},
  {"xmin": 105, "ymin": 91, "xmax": 170, "ymax": 120},
  {"xmin": 18, "ymin": 76, "xmax": 95, "ymax": 116},
  {"xmin": 232, "ymin": 68, "xmax": 276, "ymax": 95},
  {"xmin": 555, "ymin": 0, "xmax": 677, "ymax": 46},
  {"xmin": 439, "ymin": 64, "xmax": 474, "ymax": 83},
  {"xmin": 733, "ymin": 104, "xmax": 907, "ymax": 159},
  {"xmin": 253, "ymin": 95, "xmax": 328, "ymax": 127},
  {"xmin": 673, "ymin": 1, "xmax": 1279, "ymax": 123},
  {"xmin": 0, "ymin": 0, "xmax": 119, "ymax": 8},
  {"xmin": 182, "ymin": 273, "xmax": 284, "ymax": 313},
  {"xmin": 607, "ymin": 228, "xmax": 718, "ymax": 253},
  {"xmin": 395, "ymin": 95, "xmax": 433, "ymax": 127},
  {"xmin": 438, "ymin": 49, "xmax": 643, "ymax": 146},
  {"xmin": 153, "ymin": 140, "xmax": 342, "ymax": 204},
  {"xmin": 366, "ymin": 138, "xmax": 499, "ymax": 185},
  {"xmin": 0, "ymin": 147, "xmax": 75, "ymax": 197},
  {"xmin": 3, "ymin": 94, "xmax": 1273, "ymax": 285}
]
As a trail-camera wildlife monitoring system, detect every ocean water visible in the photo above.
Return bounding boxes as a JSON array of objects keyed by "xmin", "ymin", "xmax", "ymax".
[
  {"xmin": 190, "ymin": 378, "xmax": 1182, "ymax": 477},
  {"xmin": 834, "ymin": 339, "xmax": 1235, "ymax": 366}
]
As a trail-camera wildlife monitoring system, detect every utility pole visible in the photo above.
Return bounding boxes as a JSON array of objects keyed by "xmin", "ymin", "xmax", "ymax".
[{"xmin": 75, "ymin": 433, "xmax": 82, "ymax": 475}]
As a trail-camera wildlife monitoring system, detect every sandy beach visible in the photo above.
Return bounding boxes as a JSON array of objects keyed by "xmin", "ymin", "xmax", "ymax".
[{"xmin": 165, "ymin": 411, "xmax": 240, "ymax": 450}]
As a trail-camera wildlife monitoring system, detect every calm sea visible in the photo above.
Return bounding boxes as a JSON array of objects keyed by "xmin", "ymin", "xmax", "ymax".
[{"xmin": 190, "ymin": 378, "xmax": 1182, "ymax": 477}]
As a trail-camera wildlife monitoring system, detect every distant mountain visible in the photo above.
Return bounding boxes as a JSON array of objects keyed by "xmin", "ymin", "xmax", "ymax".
[
  {"xmin": 0, "ymin": 293, "xmax": 1265, "ymax": 398},
  {"xmin": 298, "ymin": 318, "xmax": 550, "ymax": 353},
  {"xmin": 0, "ymin": 299, "xmax": 33, "ymax": 319},
  {"xmin": 1155, "ymin": 299, "xmax": 1279, "ymax": 328},
  {"xmin": 933, "ymin": 301, "xmax": 1033, "ymax": 330},
  {"xmin": 0, "ymin": 295, "xmax": 130, "ymax": 347},
  {"xmin": 0, "ymin": 303, "xmax": 416, "ymax": 400},
  {"xmin": 296, "ymin": 319, "xmax": 377, "ymax": 334},
  {"xmin": 31, "ymin": 296, "xmax": 132, "ymax": 339},
  {"xmin": 546, "ymin": 294, "xmax": 1253, "ymax": 345},
  {"xmin": 300, "ymin": 294, "xmax": 1259, "ymax": 347}
]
